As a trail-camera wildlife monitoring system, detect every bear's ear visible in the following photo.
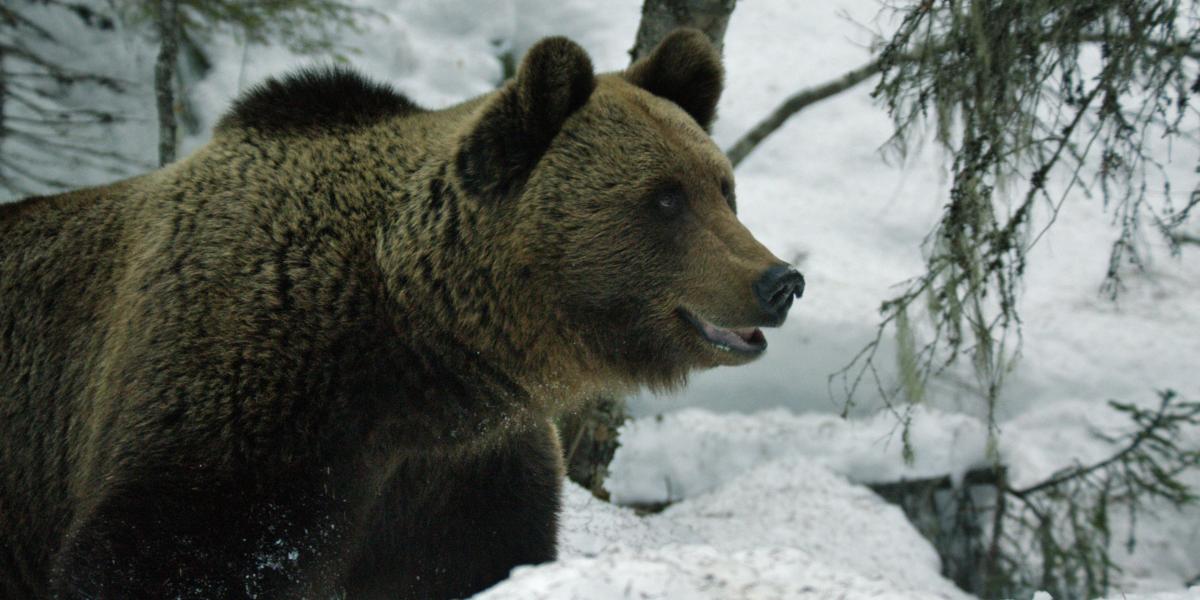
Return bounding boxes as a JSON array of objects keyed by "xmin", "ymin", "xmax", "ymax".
[
  {"xmin": 455, "ymin": 37, "xmax": 595, "ymax": 200},
  {"xmin": 624, "ymin": 28, "xmax": 724, "ymax": 131}
]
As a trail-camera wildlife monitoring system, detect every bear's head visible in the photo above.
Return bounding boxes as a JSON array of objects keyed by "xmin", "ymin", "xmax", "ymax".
[{"xmin": 455, "ymin": 29, "xmax": 804, "ymax": 392}]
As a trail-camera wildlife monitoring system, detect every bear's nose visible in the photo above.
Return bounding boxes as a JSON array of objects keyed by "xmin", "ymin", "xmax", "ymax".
[{"xmin": 753, "ymin": 265, "xmax": 805, "ymax": 326}]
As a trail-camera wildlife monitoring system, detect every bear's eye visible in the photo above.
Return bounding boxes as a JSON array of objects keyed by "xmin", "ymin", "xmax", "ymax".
[{"xmin": 656, "ymin": 190, "xmax": 684, "ymax": 215}]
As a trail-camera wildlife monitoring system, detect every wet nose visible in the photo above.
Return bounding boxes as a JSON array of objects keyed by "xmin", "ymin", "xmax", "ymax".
[{"xmin": 753, "ymin": 265, "xmax": 805, "ymax": 325}]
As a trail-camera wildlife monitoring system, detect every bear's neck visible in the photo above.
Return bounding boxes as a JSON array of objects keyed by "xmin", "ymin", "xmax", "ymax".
[{"xmin": 369, "ymin": 138, "xmax": 598, "ymax": 418}]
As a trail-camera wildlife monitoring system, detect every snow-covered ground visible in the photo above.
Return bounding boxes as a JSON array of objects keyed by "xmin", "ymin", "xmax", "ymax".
[
  {"xmin": 481, "ymin": 463, "xmax": 970, "ymax": 600},
  {"xmin": 603, "ymin": 404, "xmax": 1200, "ymax": 597},
  {"xmin": 5, "ymin": 0, "xmax": 1200, "ymax": 598},
  {"xmin": 479, "ymin": 472, "xmax": 1199, "ymax": 600}
]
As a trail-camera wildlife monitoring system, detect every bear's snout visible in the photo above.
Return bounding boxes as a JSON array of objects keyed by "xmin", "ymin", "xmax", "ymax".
[{"xmin": 752, "ymin": 265, "xmax": 805, "ymax": 326}]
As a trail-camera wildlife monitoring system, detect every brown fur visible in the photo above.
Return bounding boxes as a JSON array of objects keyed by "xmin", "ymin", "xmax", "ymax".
[{"xmin": 0, "ymin": 29, "xmax": 791, "ymax": 599}]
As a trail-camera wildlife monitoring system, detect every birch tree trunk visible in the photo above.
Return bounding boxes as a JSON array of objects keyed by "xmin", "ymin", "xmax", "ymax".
[
  {"xmin": 629, "ymin": 0, "xmax": 737, "ymax": 62},
  {"xmin": 558, "ymin": 0, "xmax": 738, "ymax": 499},
  {"xmin": 155, "ymin": 0, "xmax": 179, "ymax": 166},
  {"xmin": 1, "ymin": 43, "xmax": 7, "ymax": 188}
]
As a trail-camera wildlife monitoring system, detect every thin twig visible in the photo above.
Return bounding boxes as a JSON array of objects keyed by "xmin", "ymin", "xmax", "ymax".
[
  {"xmin": 1009, "ymin": 395, "xmax": 1173, "ymax": 498},
  {"xmin": 726, "ymin": 58, "xmax": 885, "ymax": 167}
]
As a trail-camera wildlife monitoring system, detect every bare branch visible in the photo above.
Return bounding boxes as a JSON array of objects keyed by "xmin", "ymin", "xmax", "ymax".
[
  {"xmin": 727, "ymin": 32, "xmax": 1200, "ymax": 169},
  {"xmin": 727, "ymin": 58, "xmax": 882, "ymax": 167}
]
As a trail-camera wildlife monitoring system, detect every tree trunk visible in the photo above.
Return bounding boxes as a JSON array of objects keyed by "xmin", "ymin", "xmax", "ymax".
[
  {"xmin": 1, "ymin": 43, "xmax": 7, "ymax": 186},
  {"xmin": 557, "ymin": 395, "xmax": 626, "ymax": 500},
  {"xmin": 629, "ymin": 0, "xmax": 737, "ymax": 62},
  {"xmin": 868, "ymin": 467, "xmax": 1006, "ymax": 597},
  {"xmin": 558, "ymin": 0, "xmax": 738, "ymax": 498},
  {"xmin": 155, "ymin": 0, "xmax": 179, "ymax": 166}
]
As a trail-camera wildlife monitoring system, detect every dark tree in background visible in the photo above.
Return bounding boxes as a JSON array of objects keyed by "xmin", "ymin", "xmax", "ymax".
[
  {"xmin": 556, "ymin": 0, "xmax": 739, "ymax": 499},
  {"xmin": 131, "ymin": 0, "xmax": 366, "ymax": 165},
  {"xmin": 154, "ymin": 0, "xmax": 179, "ymax": 165}
]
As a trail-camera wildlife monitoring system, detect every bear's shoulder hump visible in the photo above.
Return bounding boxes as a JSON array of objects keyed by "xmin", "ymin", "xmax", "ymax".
[{"xmin": 217, "ymin": 66, "xmax": 423, "ymax": 135}]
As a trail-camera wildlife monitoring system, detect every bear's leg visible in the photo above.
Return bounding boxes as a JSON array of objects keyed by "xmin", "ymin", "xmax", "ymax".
[
  {"xmin": 342, "ymin": 421, "xmax": 563, "ymax": 600},
  {"xmin": 51, "ymin": 470, "xmax": 353, "ymax": 599}
]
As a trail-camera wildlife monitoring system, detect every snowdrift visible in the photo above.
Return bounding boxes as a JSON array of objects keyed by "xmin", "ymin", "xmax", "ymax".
[{"xmin": 480, "ymin": 459, "xmax": 968, "ymax": 599}]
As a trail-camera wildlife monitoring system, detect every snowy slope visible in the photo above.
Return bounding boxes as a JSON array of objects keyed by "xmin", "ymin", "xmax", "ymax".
[
  {"xmin": 607, "ymin": 406, "xmax": 990, "ymax": 506},
  {"xmin": 606, "ymin": 403, "xmax": 1200, "ymax": 595},
  {"xmin": 480, "ymin": 461, "xmax": 970, "ymax": 600},
  {"xmin": 479, "ymin": 460, "xmax": 1198, "ymax": 599}
]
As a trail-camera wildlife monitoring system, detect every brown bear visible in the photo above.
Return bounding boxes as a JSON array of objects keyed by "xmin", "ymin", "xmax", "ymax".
[{"xmin": 0, "ymin": 29, "xmax": 803, "ymax": 599}]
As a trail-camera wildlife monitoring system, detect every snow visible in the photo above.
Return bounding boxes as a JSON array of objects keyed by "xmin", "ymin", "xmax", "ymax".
[
  {"xmin": 481, "ymin": 462, "xmax": 1200, "ymax": 599},
  {"xmin": 1100, "ymin": 591, "xmax": 1200, "ymax": 600},
  {"xmin": 607, "ymin": 406, "xmax": 992, "ymax": 506},
  {"xmin": 4, "ymin": 0, "xmax": 1199, "ymax": 598},
  {"xmin": 518, "ymin": 394, "xmax": 1199, "ymax": 599},
  {"xmin": 609, "ymin": 399, "xmax": 1198, "ymax": 504},
  {"xmin": 480, "ymin": 461, "xmax": 969, "ymax": 600},
  {"xmin": 603, "ymin": 402, "xmax": 1200, "ymax": 596}
]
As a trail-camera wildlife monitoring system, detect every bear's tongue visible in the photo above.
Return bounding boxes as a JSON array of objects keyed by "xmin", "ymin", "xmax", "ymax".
[{"xmin": 698, "ymin": 320, "xmax": 764, "ymax": 353}]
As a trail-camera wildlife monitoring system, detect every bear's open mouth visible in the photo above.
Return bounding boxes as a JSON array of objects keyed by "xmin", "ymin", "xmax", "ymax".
[{"xmin": 677, "ymin": 309, "xmax": 767, "ymax": 355}]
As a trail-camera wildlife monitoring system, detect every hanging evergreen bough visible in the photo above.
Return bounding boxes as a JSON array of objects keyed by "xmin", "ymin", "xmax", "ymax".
[
  {"xmin": 876, "ymin": 390, "xmax": 1200, "ymax": 599},
  {"xmin": 989, "ymin": 390, "xmax": 1200, "ymax": 599},
  {"xmin": 833, "ymin": 0, "xmax": 1200, "ymax": 437},
  {"xmin": 831, "ymin": 9, "xmax": 1200, "ymax": 593}
]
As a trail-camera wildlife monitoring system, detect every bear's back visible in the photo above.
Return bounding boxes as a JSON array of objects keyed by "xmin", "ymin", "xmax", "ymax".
[{"xmin": 0, "ymin": 182, "xmax": 137, "ymax": 597}]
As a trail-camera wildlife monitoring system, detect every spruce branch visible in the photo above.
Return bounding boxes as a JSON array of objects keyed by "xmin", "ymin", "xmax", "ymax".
[
  {"xmin": 834, "ymin": 0, "xmax": 1200, "ymax": 434},
  {"xmin": 726, "ymin": 30, "xmax": 1198, "ymax": 169},
  {"xmin": 985, "ymin": 390, "xmax": 1200, "ymax": 598}
]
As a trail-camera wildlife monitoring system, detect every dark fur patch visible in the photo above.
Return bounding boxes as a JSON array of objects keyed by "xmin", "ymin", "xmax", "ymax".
[
  {"xmin": 625, "ymin": 28, "xmax": 724, "ymax": 131},
  {"xmin": 0, "ymin": 194, "xmax": 56, "ymax": 222},
  {"xmin": 217, "ymin": 66, "xmax": 422, "ymax": 134},
  {"xmin": 456, "ymin": 37, "xmax": 595, "ymax": 200}
]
